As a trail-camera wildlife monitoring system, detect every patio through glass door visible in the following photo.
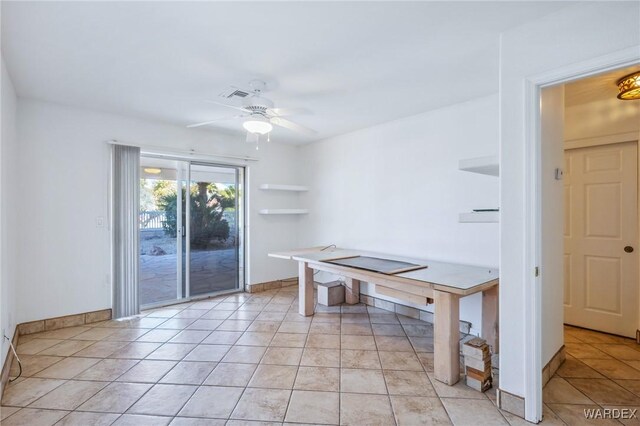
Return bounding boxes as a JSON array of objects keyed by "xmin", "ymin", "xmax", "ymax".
[{"xmin": 139, "ymin": 157, "xmax": 243, "ymax": 308}]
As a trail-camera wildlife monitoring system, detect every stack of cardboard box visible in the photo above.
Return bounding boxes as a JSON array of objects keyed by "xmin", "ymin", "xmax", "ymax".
[{"xmin": 463, "ymin": 337, "xmax": 492, "ymax": 392}]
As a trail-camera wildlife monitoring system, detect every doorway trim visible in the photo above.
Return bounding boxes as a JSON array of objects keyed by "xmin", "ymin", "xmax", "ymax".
[{"xmin": 523, "ymin": 46, "xmax": 640, "ymax": 422}]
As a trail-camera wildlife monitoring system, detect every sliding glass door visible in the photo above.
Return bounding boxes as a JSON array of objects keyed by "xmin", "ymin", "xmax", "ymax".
[
  {"xmin": 139, "ymin": 158, "xmax": 182, "ymax": 306},
  {"xmin": 139, "ymin": 157, "xmax": 244, "ymax": 307},
  {"xmin": 188, "ymin": 163, "xmax": 243, "ymax": 297}
]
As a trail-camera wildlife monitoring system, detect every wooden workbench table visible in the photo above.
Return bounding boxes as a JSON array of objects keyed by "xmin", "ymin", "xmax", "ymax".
[{"xmin": 269, "ymin": 247, "xmax": 499, "ymax": 385}]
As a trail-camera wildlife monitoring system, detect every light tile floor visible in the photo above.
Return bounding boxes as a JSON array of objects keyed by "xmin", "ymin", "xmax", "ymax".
[
  {"xmin": 1, "ymin": 287, "xmax": 638, "ymax": 425},
  {"xmin": 542, "ymin": 325, "xmax": 640, "ymax": 425}
]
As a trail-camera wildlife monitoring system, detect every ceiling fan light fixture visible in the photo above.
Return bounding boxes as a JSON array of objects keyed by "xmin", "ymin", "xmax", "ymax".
[
  {"xmin": 243, "ymin": 117, "xmax": 273, "ymax": 135},
  {"xmin": 617, "ymin": 71, "xmax": 640, "ymax": 100},
  {"xmin": 188, "ymin": 80, "xmax": 316, "ymax": 136}
]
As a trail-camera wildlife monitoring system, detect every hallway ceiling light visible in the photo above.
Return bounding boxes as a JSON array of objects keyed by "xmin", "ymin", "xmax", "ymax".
[
  {"xmin": 617, "ymin": 71, "xmax": 640, "ymax": 100},
  {"xmin": 144, "ymin": 167, "xmax": 162, "ymax": 174}
]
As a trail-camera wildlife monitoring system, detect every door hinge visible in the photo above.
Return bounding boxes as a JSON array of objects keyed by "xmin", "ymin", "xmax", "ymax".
[{"xmin": 535, "ymin": 267, "xmax": 540, "ymax": 277}]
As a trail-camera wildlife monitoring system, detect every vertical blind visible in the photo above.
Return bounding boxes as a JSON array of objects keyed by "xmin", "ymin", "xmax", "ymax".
[{"xmin": 112, "ymin": 144, "xmax": 140, "ymax": 318}]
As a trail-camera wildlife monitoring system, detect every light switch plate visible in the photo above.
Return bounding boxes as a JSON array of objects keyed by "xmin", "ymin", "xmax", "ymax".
[
  {"xmin": 555, "ymin": 168, "xmax": 564, "ymax": 180},
  {"xmin": 96, "ymin": 216, "xmax": 105, "ymax": 228}
]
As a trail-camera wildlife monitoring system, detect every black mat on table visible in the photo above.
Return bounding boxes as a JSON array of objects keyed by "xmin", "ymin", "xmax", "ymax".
[{"xmin": 323, "ymin": 256, "xmax": 426, "ymax": 275}]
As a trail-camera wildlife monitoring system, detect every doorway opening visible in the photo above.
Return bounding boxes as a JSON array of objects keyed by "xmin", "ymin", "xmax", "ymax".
[
  {"xmin": 539, "ymin": 65, "xmax": 640, "ymax": 422},
  {"xmin": 139, "ymin": 156, "xmax": 245, "ymax": 308}
]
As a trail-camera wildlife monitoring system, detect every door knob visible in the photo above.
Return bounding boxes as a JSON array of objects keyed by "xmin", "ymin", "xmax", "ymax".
[{"xmin": 624, "ymin": 246, "xmax": 634, "ymax": 253}]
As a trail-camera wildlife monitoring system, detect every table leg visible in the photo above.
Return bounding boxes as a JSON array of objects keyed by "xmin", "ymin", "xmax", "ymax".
[
  {"xmin": 344, "ymin": 277, "xmax": 360, "ymax": 304},
  {"xmin": 434, "ymin": 290, "xmax": 460, "ymax": 385},
  {"xmin": 299, "ymin": 262, "xmax": 314, "ymax": 316},
  {"xmin": 482, "ymin": 284, "xmax": 499, "ymax": 354}
]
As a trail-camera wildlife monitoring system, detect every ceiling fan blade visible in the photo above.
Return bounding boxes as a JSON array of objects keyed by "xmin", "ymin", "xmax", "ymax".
[
  {"xmin": 270, "ymin": 117, "xmax": 317, "ymax": 135},
  {"xmin": 186, "ymin": 114, "xmax": 247, "ymax": 128},
  {"xmin": 268, "ymin": 107, "xmax": 310, "ymax": 117},
  {"xmin": 204, "ymin": 99, "xmax": 248, "ymax": 113}
]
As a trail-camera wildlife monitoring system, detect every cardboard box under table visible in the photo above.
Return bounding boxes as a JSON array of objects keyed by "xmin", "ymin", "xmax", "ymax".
[{"xmin": 317, "ymin": 280, "xmax": 345, "ymax": 306}]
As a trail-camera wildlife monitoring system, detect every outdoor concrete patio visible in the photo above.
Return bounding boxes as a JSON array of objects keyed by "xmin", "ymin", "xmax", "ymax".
[{"xmin": 140, "ymin": 248, "xmax": 239, "ymax": 306}]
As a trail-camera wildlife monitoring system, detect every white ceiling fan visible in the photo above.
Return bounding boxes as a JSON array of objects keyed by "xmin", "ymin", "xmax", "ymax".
[{"xmin": 187, "ymin": 80, "xmax": 316, "ymax": 146}]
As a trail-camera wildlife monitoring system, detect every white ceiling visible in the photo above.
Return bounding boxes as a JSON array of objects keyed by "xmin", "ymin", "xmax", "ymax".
[
  {"xmin": 565, "ymin": 65, "xmax": 640, "ymax": 107},
  {"xmin": 2, "ymin": 1, "xmax": 573, "ymax": 144}
]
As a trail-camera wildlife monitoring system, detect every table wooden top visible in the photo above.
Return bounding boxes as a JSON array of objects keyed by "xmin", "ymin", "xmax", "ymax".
[{"xmin": 269, "ymin": 247, "xmax": 499, "ymax": 295}]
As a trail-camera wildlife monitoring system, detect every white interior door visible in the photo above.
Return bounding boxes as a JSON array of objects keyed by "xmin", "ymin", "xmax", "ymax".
[{"xmin": 564, "ymin": 141, "xmax": 639, "ymax": 337}]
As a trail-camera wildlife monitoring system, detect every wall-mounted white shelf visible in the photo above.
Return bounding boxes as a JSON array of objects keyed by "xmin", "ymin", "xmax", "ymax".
[
  {"xmin": 459, "ymin": 211, "xmax": 499, "ymax": 223},
  {"xmin": 259, "ymin": 184, "xmax": 309, "ymax": 192},
  {"xmin": 259, "ymin": 209, "xmax": 309, "ymax": 215},
  {"xmin": 458, "ymin": 156, "xmax": 499, "ymax": 177}
]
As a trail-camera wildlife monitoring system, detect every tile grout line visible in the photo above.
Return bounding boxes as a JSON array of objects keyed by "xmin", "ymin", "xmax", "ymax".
[
  {"xmin": 152, "ymin": 294, "xmax": 245, "ymax": 423},
  {"xmin": 372, "ymin": 309, "xmax": 398, "ymax": 426},
  {"xmin": 338, "ymin": 311, "xmax": 342, "ymax": 426},
  {"xmin": 225, "ymin": 290, "xmax": 276, "ymax": 422}
]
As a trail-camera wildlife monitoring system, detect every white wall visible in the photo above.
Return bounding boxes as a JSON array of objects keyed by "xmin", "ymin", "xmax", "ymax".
[
  {"xmin": 298, "ymin": 94, "xmax": 500, "ymax": 332},
  {"xmin": 565, "ymin": 97, "xmax": 640, "ymax": 142},
  {"xmin": 499, "ymin": 0, "xmax": 640, "ymax": 413},
  {"xmin": 540, "ymin": 85, "xmax": 565, "ymax": 375},
  {"xmin": 15, "ymin": 99, "xmax": 301, "ymax": 324},
  {"xmin": 1, "ymin": 55, "xmax": 18, "ymax": 371}
]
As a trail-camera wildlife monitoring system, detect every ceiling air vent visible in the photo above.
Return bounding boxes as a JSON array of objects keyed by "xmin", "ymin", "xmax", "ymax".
[{"xmin": 219, "ymin": 86, "xmax": 250, "ymax": 99}]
